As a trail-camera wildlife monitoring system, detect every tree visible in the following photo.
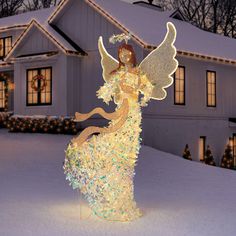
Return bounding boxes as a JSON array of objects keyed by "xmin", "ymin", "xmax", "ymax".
[
  {"xmin": 0, "ymin": 0, "xmax": 24, "ymax": 18},
  {"xmin": 182, "ymin": 144, "xmax": 192, "ymax": 160},
  {"xmin": 204, "ymin": 145, "xmax": 216, "ymax": 166},
  {"xmin": 221, "ymin": 145, "xmax": 234, "ymax": 170},
  {"xmin": 23, "ymin": 0, "xmax": 59, "ymax": 11},
  {"xmin": 161, "ymin": 0, "xmax": 236, "ymax": 38}
]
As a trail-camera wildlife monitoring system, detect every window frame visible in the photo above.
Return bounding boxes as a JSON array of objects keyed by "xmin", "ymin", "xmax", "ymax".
[
  {"xmin": 174, "ymin": 65, "xmax": 186, "ymax": 106},
  {"xmin": 206, "ymin": 70, "xmax": 216, "ymax": 107},
  {"xmin": 26, "ymin": 67, "xmax": 52, "ymax": 107},
  {"xmin": 0, "ymin": 36, "xmax": 12, "ymax": 60}
]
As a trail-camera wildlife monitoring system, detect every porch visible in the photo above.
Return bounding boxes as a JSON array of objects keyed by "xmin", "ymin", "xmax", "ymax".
[{"xmin": 0, "ymin": 64, "xmax": 14, "ymax": 112}]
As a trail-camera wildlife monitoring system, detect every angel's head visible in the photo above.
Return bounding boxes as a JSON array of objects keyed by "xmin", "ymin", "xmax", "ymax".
[{"xmin": 118, "ymin": 44, "xmax": 137, "ymax": 68}]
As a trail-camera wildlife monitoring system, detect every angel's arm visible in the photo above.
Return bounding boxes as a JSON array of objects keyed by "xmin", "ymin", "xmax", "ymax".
[
  {"xmin": 74, "ymin": 102, "xmax": 126, "ymax": 122},
  {"xmin": 72, "ymin": 99, "xmax": 129, "ymax": 146},
  {"xmin": 139, "ymin": 72, "xmax": 154, "ymax": 107}
]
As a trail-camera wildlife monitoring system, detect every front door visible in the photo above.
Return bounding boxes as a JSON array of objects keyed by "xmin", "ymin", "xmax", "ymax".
[{"xmin": 0, "ymin": 79, "xmax": 6, "ymax": 111}]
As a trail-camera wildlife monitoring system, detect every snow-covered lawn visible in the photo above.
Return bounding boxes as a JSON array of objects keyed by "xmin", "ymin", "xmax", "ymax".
[{"xmin": 0, "ymin": 129, "xmax": 236, "ymax": 236}]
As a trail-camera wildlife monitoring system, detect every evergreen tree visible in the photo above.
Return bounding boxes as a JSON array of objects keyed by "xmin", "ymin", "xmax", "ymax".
[
  {"xmin": 182, "ymin": 144, "xmax": 192, "ymax": 160},
  {"xmin": 204, "ymin": 145, "xmax": 216, "ymax": 166},
  {"xmin": 221, "ymin": 145, "xmax": 234, "ymax": 170}
]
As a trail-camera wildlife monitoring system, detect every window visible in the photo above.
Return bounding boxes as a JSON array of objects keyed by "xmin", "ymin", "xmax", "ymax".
[
  {"xmin": 206, "ymin": 71, "xmax": 216, "ymax": 107},
  {"xmin": 174, "ymin": 66, "xmax": 185, "ymax": 105},
  {"xmin": 199, "ymin": 136, "xmax": 206, "ymax": 162},
  {"xmin": 27, "ymin": 67, "xmax": 52, "ymax": 106},
  {"xmin": 233, "ymin": 134, "xmax": 236, "ymax": 168},
  {"xmin": 0, "ymin": 37, "xmax": 12, "ymax": 59},
  {"xmin": 0, "ymin": 80, "xmax": 5, "ymax": 110}
]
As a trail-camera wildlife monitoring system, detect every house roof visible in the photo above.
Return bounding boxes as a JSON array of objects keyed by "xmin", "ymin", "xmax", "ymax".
[
  {"xmin": 2, "ymin": 0, "xmax": 236, "ymax": 64},
  {"xmin": 83, "ymin": 0, "xmax": 236, "ymax": 65},
  {"xmin": 0, "ymin": 7, "xmax": 55, "ymax": 31},
  {"xmin": 0, "ymin": 7, "xmax": 86, "ymax": 58},
  {"xmin": 5, "ymin": 20, "xmax": 86, "ymax": 61}
]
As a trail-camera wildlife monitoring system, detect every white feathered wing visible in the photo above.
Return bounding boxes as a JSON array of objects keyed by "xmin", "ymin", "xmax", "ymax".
[
  {"xmin": 139, "ymin": 22, "xmax": 178, "ymax": 100},
  {"xmin": 98, "ymin": 36, "xmax": 119, "ymax": 83}
]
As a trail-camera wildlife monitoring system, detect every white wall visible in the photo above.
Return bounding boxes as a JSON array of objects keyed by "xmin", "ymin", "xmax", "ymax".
[
  {"xmin": 141, "ymin": 56, "xmax": 236, "ymax": 163},
  {"xmin": 13, "ymin": 53, "xmax": 68, "ymax": 116}
]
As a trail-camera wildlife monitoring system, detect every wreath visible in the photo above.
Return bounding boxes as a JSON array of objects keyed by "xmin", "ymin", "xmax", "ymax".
[{"xmin": 31, "ymin": 74, "xmax": 47, "ymax": 92}]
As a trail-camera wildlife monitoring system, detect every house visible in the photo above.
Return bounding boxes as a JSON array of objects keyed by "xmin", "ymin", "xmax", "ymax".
[{"xmin": 1, "ymin": 0, "xmax": 236, "ymax": 165}]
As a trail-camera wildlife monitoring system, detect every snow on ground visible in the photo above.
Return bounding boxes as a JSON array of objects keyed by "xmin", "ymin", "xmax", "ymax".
[{"xmin": 0, "ymin": 129, "xmax": 236, "ymax": 236}]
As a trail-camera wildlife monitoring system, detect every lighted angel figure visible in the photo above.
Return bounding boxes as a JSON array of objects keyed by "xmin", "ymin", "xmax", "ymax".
[{"xmin": 63, "ymin": 22, "xmax": 178, "ymax": 222}]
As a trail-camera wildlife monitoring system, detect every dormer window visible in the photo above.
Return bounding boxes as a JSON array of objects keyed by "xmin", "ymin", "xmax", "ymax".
[{"xmin": 0, "ymin": 36, "xmax": 12, "ymax": 59}]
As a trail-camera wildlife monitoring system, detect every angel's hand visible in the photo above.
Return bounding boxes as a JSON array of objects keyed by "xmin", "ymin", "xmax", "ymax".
[
  {"xmin": 74, "ymin": 112, "xmax": 84, "ymax": 122},
  {"xmin": 140, "ymin": 97, "xmax": 149, "ymax": 107}
]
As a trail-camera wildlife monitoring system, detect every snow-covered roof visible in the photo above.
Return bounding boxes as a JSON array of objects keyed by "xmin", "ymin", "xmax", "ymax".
[
  {"xmin": 0, "ymin": 7, "xmax": 86, "ymax": 58},
  {"xmin": 5, "ymin": 19, "xmax": 86, "ymax": 61},
  {"xmin": 2, "ymin": 0, "xmax": 236, "ymax": 64},
  {"xmin": 0, "ymin": 7, "xmax": 55, "ymax": 31},
  {"xmin": 85, "ymin": 0, "xmax": 236, "ymax": 64}
]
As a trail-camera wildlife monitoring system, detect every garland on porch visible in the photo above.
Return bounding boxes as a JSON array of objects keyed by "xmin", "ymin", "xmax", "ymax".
[
  {"xmin": 0, "ymin": 112, "xmax": 12, "ymax": 128},
  {"xmin": 7, "ymin": 115, "xmax": 79, "ymax": 134}
]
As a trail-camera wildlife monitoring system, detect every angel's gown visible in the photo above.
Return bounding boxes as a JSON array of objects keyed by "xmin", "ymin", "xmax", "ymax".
[{"xmin": 64, "ymin": 70, "xmax": 150, "ymax": 222}]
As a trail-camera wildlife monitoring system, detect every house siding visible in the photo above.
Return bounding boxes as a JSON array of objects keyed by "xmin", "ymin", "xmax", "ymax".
[
  {"xmin": 13, "ymin": 54, "xmax": 67, "ymax": 116},
  {"xmin": 141, "ymin": 56, "xmax": 236, "ymax": 163},
  {"xmin": 14, "ymin": 27, "xmax": 58, "ymax": 57}
]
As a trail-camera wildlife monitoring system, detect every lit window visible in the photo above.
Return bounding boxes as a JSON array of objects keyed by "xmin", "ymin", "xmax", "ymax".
[
  {"xmin": 27, "ymin": 67, "xmax": 52, "ymax": 106},
  {"xmin": 0, "ymin": 37, "xmax": 12, "ymax": 59},
  {"xmin": 199, "ymin": 136, "xmax": 206, "ymax": 162},
  {"xmin": 206, "ymin": 71, "xmax": 216, "ymax": 107},
  {"xmin": 0, "ymin": 80, "xmax": 5, "ymax": 110},
  {"xmin": 174, "ymin": 66, "xmax": 185, "ymax": 105},
  {"xmin": 233, "ymin": 134, "xmax": 236, "ymax": 168}
]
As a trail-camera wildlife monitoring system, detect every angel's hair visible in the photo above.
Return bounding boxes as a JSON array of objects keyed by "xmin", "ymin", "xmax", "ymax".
[{"xmin": 110, "ymin": 43, "xmax": 137, "ymax": 74}]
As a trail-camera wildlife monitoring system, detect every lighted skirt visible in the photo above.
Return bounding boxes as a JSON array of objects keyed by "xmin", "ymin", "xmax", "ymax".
[{"xmin": 64, "ymin": 101, "xmax": 142, "ymax": 222}]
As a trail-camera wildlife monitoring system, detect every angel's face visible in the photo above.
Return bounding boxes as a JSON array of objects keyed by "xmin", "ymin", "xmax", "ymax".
[{"xmin": 119, "ymin": 48, "xmax": 133, "ymax": 66}]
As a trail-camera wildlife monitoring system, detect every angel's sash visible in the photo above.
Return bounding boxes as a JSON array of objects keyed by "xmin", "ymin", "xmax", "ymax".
[{"xmin": 72, "ymin": 99, "xmax": 129, "ymax": 147}]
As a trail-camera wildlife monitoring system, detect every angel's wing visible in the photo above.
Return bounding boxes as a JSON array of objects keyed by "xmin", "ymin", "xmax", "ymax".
[
  {"xmin": 139, "ymin": 22, "xmax": 178, "ymax": 100},
  {"xmin": 98, "ymin": 36, "xmax": 119, "ymax": 83}
]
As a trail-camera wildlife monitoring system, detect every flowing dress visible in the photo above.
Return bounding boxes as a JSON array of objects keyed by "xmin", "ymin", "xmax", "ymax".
[{"xmin": 63, "ymin": 69, "xmax": 152, "ymax": 221}]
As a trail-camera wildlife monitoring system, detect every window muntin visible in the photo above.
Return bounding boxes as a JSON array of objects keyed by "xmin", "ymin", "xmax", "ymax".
[
  {"xmin": 174, "ymin": 66, "xmax": 185, "ymax": 105},
  {"xmin": 0, "ymin": 80, "xmax": 5, "ymax": 110},
  {"xmin": 0, "ymin": 37, "xmax": 12, "ymax": 59},
  {"xmin": 27, "ymin": 67, "xmax": 52, "ymax": 106},
  {"xmin": 206, "ymin": 71, "xmax": 216, "ymax": 107}
]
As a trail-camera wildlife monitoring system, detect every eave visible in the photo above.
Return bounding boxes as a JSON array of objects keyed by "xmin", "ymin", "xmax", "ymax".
[
  {"xmin": 47, "ymin": 0, "xmax": 236, "ymax": 66},
  {"xmin": 5, "ymin": 20, "xmax": 86, "ymax": 62}
]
